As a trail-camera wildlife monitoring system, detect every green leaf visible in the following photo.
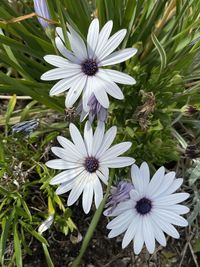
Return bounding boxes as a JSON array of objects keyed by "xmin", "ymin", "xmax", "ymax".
[
  {"xmin": 13, "ymin": 224, "xmax": 22, "ymax": 267},
  {"xmin": 20, "ymin": 221, "xmax": 48, "ymax": 246},
  {"xmin": 0, "ymin": 214, "xmax": 13, "ymax": 265},
  {"xmin": 5, "ymin": 94, "xmax": 16, "ymax": 125},
  {"xmin": 151, "ymin": 33, "xmax": 167, "ymax": 74},
  {"xmin": 21, "ymin": 200, "xmax": 32, "ymax": 222},
  {"xmin": 62, "ymin": 0, "xmax": 90, "ymax": 36},
  {"xmin": 42, "ymin": 243, "xmax": 54, "ymax": 267}
]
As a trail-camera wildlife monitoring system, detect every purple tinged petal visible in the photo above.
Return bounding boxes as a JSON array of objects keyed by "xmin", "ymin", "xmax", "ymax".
[{"xmin": 33, "ymin": 0, "xmax": 51, "ymax": 29}]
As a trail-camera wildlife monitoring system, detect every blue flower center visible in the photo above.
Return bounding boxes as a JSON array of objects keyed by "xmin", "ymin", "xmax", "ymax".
[
  {"xmin": 82, "ymin": 59, "xmax": 98, "ymax": 76},
  {"xmin": 84, "ymin": 157, "xmax": 99, "ymax": 173},
  {"xmin": 135, "ymin": 198, "xmax": 152, "ymax": 215}
]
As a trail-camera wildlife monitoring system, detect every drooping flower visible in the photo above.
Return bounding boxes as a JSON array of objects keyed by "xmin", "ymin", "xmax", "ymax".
[
  {"xmin": 182, "ymin": 105, "xmax": 198, "ymax": 115},
  {"xmin": 12, "ymin": 119, "xmax": 39, "ymax": 135},
  {"xmin": 106, "ymin": 162, "xmax": 189, "ymax": 254},
  {"xmin": 104, "ymin": 181, "xmax": 133, "ymax": 216},
  {"xmin": 38, "ymin": 215, "xmax": 54, "ymax": 234},
  {"xmin": 46, "ymin": 121, "xmax": 135, "ymax": 213},
  {"xmin": 41, "ymin": 18, "xmax": 137, "ymax": 111},
  {"xmin": 76, "ymin": 93, "xmax": 108, "ymax": 123},
  {"xmin": 33, "ymin": 0, "xmax": 51, "ymax": 29}
]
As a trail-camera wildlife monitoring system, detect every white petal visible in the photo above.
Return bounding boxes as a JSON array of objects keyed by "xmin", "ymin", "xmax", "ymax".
[
  {"xmin": 143, "ymin": 216, "xmax": 155, "ymax": 254},
  {"xmin": 55, "ymin": 36, "xmax": 80, "ymax": 63},
  {"xmin": 98, "ymin": 29, "xmax": 127, "ymax": 61},
  {"xmin": 93, "ymin": 82, "xmax": 109, "ymax": 108},
  {"xmin": 103, "ymin": 69, "xmax": 136, "ymax": 85},
  {"xmin": 46, "ymin": 159, "xmax": 80, "ymax": 170},
  {"xmin": 96, "ymin": 167, "xmax": 109, "ymax": 184},
  {"xmin": 93, "ymin": 74, "xmax": 124, "ymax": 100},
  {"xmin": 133, "ymin": 216, "xmax": 144, "ymax": 255},
  {"xmin": 56, "ymin": 179, "xmax": 75, "ymax": 195},
  {"xmin": 108, "ymin": 216, "xmax": 132, "ymax": 238},
  {"xmin": 99, "ymin": 48, "xmax": 137, "ymax": 67},
  {"xmin": 130, "ymin": 190, "xmax": 140, "ymax": 202},
  {"xmin": 67, "ymin": 25, "xmax": 88, "ymax": 60},
  {"xmin": 67, "ymin": 171, "xmax": 88, "ymax": 205},
  {"xmin": 82, "ymin": 176, "xmax": 94, "ymax": 213},
  {"xmin": 49, "ymin": 74, "xmax": 82, "ymax": 96},
  {"xmin": 122, "ymin": 215, "xmax": 138, "ymax": 248},
  {"xmin": 147, "ymin": 166, "xmax": 165, "ymax": 196},
  {"xmin": 41, "ymin": 67, "xmax": 81, "ymax": 81},
  {"xmin": 150, "ymin": 217, "xmax": 166, "ymax": 247},
  {"xmin": 95, "ymin": 20, "xmax": 113, "ymax": 59},
  {"xmin": 87, "ymin": 18, "xmax": 99, "ymax": 58},
  {"xmin": 105, "ymin": 81, "xmax": 124, "ymax": 100},
  {"xmin": 38, "ymin": 215, "xmax": 54, "ymax": 234},
  {"xmin": 152, "ymin": 214, "xmax": 180, "ymax": 239},
  {"xmin": 82, "ymin": 76, "xmax": 93, "ymax": 112},
  {"xmin": 92, "ymin": 122, "xmax": 105, "ymax": 156},
  {"xmin": 57, "ymin": 136, "xmax": 83, "ymax": 157},
  {"xmin": 156, "ymin": 210, "xmax": 188, "ymax": 227},
  {"xmin": 84, "ymin": 121, "xmax": 93, "ymax": 156},
  {"xmin": 102, "ymin": 157, "xmax": 135, "ymax": 168},
  {"xmin": 44, "ymin": 55, "xmax": 70, "ymax": 67},
  {"xmin": 65, "ymin": 75, "xmax": 86, "ymax": 108},
  {"xmin": 162, "ymin": 204, "xmax": 190, "ymax": 215},
  {"xmin": 152, "ymin": 171, "xmax": 175, "ymax": 198},
  {"xmin": 50, "ymin": 168, "xmax": 84, "ymax": 185},
  {"xmin": 140, "ymin": 162, "xmax": 150, "ymax": 189},
  {"xmin": 51, "ymin": 146, "xmax": 82, "ymax": 163},
  {"xmin": 131, "ymin": 164, "xmax": 144, "ymax": 195},
  {"xmin": 99, "ymin": 166, "xmax": 109, "ymax": 178},
  {"xmin": 69, "ymin": 123, "xmax": 87, "ymax": 156},
  {"xmin": 101, "ymin": 142, "xmax": 132, "ymax": 161},
  {"xmin": 80, "ymin": 109, "xmax": 88, "ymax": 122},
  {"xmin": 110, "ymin": 200, "xmax": 134, "ymax": 216},
  {"xmin": 161, "ymin": 178, "xmax": 183, "ymax": 196},
  {"xmin": 154, "ymin": 193, "xmax": 189, "ymax": 206},
  {"xmin": 96, "ymin": 126, "xmax": 117, "ymax": 158},
  {"xmin": 107, "ymin": 210, "xmax": 134, "ymax": 229},
  {"xmin": 56, "ymin": 27, "xmax": 64, "ymax": 41},
  {"xmin": 93, "ymin": 176, "xmax": 103, "ymax": 208}
]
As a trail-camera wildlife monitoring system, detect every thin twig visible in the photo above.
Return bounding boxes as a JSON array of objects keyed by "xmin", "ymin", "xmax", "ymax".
[
  {"xmin": 0, "ymin": 12, "xmax": 58, "ymax": 25},
  {"xmin": 188, "ymin": 242, "xmax": 199, "ymax": 267},
  {"xmin": 178, "ymin": 241, "xmax": 189, "ymax": 267}
]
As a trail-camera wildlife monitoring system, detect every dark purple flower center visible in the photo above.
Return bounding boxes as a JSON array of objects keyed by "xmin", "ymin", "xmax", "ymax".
[
  {"xmin": 84, "ymin": 157, "xmax": 99, "ymax": 173},
  {"xmin": 135, "ymin": 198, "xmax": 152, "ymax": 215},
  {"xmin": 81, "ymin": 59, "xmax": 98, "ymax": 76}
]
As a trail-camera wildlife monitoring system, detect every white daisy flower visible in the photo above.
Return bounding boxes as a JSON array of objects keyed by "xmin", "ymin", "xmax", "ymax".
[
  {"xmin": 106, "ymin": 162, "xmax": 190, "ymax": 254},
  {"xmin": 41, "ymin": 18, "xmax": 137, "ymax": 111},
  {"xmin": 46, "ymin": 121, "xmax": 135, "ymax": 214}
]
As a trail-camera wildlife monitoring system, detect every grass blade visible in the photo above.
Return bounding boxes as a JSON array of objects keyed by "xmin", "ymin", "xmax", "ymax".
[{"xmin": 14, "ymin": 224, "xmax": 23, "ymax": 267}]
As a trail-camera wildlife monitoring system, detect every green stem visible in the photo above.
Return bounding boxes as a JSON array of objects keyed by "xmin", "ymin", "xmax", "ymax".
[{"xmin": 71, "ymin": 169, "xmax": 115, "ymax": 267}]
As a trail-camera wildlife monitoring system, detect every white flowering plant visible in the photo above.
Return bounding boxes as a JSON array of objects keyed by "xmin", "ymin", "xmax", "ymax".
[{"xmin": 0, "ymin": 0, "xmax": 199, "ymax": 266}]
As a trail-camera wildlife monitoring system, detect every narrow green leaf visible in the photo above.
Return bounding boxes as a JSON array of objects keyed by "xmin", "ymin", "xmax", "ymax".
[
  {"xmin": 0, "ymin": 215, "xmax": 13, "ymax": 265},
  {"xmin": 13, "ymin": 224, "xmax": 22, "ymax": 267},
  {"xmin": 20, "ymin": 221, "xmax": 48, "ymax": 246},
  {"xmin": 20, "ymin": 100, "xmax": 38, "ymax": 121},
  {"xmin": 151, "ymin": 33, "xmax": 167, "ymax": 73},
  {"xmin": 5, "ymin": 94, "xmax": 16, "ymax": 135},
  {"xmin": 96, "ymin": 0, "xmax": 107, "ymax": 26},
  {"xmin": 42, "ymin": 243, "xmax": 54, "ymax": 267}
]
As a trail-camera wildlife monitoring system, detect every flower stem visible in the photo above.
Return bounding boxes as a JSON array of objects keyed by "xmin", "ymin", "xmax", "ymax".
[{"xmin": 71, "ymin": 169, "xmax": 115, "ymax": 267}]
